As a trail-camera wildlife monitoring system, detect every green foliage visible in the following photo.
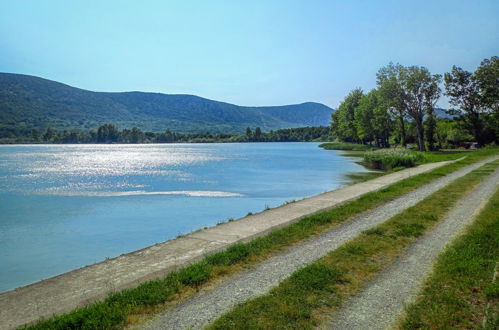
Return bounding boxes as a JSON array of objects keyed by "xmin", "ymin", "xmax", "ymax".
[
  {"xmin": 331, "ymin": 88, "xmax": 363, "ymax": 143},
  {"xmin": 364, "ymin": 148, "xmax": 424, "ymax": 169},
  {"xmin": 177, "ymin": 262, "xmax": 211, "ymax": 286},
  {"xmin": 319, "ymin": 142, "xmax": 374, "ymax": 151},
  {"xmin": 331, "ymin": 58, "xmax": 499, "ymax": 151},
  {"xmin": 444, "ymin": 65, "xmax": 486, "ymax": 146},
  {"xmin": 398, "ymin": 65, "xmax": 442, "ymax": 151},
  {"xmin": 444, "ymin": 56, "xmax": 499, "ymax": 146},
  {"xmin": 205, "ymin": 244, "xmax": 251, "ymax": 266},
  {"xmin": 377, "ymin": 62, "xmax": 408, "ymax": 146},
  {"xmin": 474, "ymin": 56, "xmax": 499, "ymax": 113},
  {"xmin": 354, "ymin": 89, "xmax": 392, "ymax": 147},
  {"xmin": 0, "ymin": 124, "xmax": 331, "ymax": 144}
]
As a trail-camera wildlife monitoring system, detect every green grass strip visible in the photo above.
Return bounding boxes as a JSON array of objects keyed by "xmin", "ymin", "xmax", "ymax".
[
  {"xmin": 207, "ymin": 160, "xmax": 499, "ymax": 329},
  {"xmin": 400, "ymin": 189, "xmax": 499, "ymax": 329},
  {"xmin": 25, "ymin": 149, "xmax": 498, "ymax": 330},
  {"xmin": 319, "ymin": 142, "xmax": 376, "ymax": 151}
]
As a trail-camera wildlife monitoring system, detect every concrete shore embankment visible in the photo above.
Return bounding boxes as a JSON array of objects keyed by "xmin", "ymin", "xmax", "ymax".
[{"xmin": 0, "ymin": 160, "xmax": 456, "ymax": 330}]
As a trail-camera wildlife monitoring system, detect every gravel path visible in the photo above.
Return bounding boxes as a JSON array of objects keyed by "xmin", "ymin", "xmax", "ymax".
[
  {"xmin": 327, "ymin": 167, "xmax": 499, "ymax": 330},
  {"xmin": 141, "ymin": 157, "xmax": 498, "ymax": 330}
]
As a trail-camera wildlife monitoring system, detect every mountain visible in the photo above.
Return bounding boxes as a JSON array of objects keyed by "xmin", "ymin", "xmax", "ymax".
[
  {"xmin": 0, "ymin": 73, "xmax": 333, "ymax": 134},
  {"xmin": 435, "ymin": 108, "xmax": 456, "ymax": 119}
]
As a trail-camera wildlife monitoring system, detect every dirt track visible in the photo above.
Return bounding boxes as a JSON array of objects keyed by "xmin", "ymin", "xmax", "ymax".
[{"xmin": 141, "ymin": 158, "xmax": 498, "ymax": 330}]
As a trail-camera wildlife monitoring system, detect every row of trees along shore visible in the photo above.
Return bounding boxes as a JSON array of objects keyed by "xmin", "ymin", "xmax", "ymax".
[
  {"xmin": 5, "ymin": 125, "xmax": 330, "ymax": 144},
  {"xmin": 331, "ymin": 56, "xmax": 498, "ymax": 151}
]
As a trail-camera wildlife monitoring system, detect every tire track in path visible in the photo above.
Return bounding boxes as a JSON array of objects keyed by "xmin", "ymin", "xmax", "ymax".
[{"xmin": 327, "ymin": 167, "xmax": 499, "ymax": 330}]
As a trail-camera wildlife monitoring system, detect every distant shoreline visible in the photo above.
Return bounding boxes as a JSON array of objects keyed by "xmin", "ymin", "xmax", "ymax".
[{"xmin": 0, "ymin": 140, "xmax": 327, "ymax": 145}]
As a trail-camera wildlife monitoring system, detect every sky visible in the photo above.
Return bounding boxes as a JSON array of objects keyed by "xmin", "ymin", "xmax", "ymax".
[{"xmin": 0, "ymin": 0, "xmax": 498, "ymax": 109}]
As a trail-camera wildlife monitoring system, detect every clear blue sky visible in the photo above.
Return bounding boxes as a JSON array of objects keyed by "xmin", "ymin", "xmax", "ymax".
[{"xmin": 1, "ymin": 0, "xmax": 497, "ymax": 108}]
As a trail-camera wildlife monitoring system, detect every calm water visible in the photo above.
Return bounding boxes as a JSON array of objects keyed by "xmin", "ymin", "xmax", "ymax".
[{"xmin": 0, "ymin": 143, "xmax": 369, "ymax": 292}]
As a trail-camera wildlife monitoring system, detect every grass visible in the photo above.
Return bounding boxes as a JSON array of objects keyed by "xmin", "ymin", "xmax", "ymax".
[
  {"xmin": 207, "ymin": 160, "xmax": 499, "ymax": 329},
  {"xmin": 25, "ymin": 148, "xmax": 498, "ymax": 329},
  {"xmin": 342, "ymin": 171, "xmax": 385, "ymax": 184},
  {"xmin": 321, "ymin": 142, "xmax": 475, "ymax": 171},
  {"xmin": 399, "ymin": 189, "xmax": 499, "ymax": 329},
  {"xmin": 319, "ymin": 142, "xmax": 376, "ymax": 151},
  {"xmin": 364, "ymin": 148, "xmax": 425, "ymax": 169}
]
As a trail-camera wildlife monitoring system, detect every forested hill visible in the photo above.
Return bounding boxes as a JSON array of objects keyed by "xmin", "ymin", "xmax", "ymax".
[{"xmin": 0, "ymin": 73, "xmax": 333, "ymax": 134}]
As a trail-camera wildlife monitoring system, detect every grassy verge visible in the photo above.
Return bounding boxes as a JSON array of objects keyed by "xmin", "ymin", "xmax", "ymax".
[
  {"xmin": 25, "ymin": 149, "xmax": 498, "ymax": 329},
  {"xmin": 320, "ymin": 142, "xmax": 476, "ymax": 171},
  {"xmin": 207, "ymin": 160, "xmax": 499, "ymax": 329},
  {"xmin": 399, "ymin": 189, "xmax": 499, "ymax": 329},
  {"xmin": 319, "ymin": 142, "xmax": 376, "ymax": 151}
]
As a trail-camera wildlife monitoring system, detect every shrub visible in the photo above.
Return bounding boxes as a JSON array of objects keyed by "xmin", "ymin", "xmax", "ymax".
[{"xmin": 364, "ymin": 148, "xmax": 424, "ymax": 169}]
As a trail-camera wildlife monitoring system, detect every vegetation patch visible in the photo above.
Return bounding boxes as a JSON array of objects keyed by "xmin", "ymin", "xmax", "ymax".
[
  {"xmin": 319, "ymin": 142, "xmax": 375, "ymax": 151},
  {"xmin": 364, "ymin": 148, "xmax": 425, "ymax": 169},
  {"xmin": 24, "ymin": 149, "xmax": 498, "ymax": 330},
  {"xmin": 399, "ymin": 189, "xmax": 499, "ymax": 329},
  {"xmin": 207, "ymin": 160, "xmax": 498, "ymax": 329}
]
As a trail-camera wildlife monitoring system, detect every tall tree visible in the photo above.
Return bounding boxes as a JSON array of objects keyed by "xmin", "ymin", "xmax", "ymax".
[
  {"xmin": 400, "ymin": 66, "xmax": 441, "ymax": 151},
  {"xmin": 425, "ymin": 108, "xmax": 437, "ymax": 150},
  {"xmin": 97, "ymin": 123, "xmax": 119, "ymax": 143},
  {"xmin": 372, "ymin": 91, "xmax": 393, "ymax": 148},
  {"xmin": 254, "ymin": 127, "xmax": 262, "ymax": 141},
  {"xmin": 474, "ymin": 56, "xmax": 499, "ymax": 142},
  {"xmin": 474, "ymin": 56, "xmax": 499, "ymax": 113},
  {"xmin": 376, "ymin": 63, "xmax": 407, "ymax": 146},
  {"xmin": 331, "ymin": 88, "xmax": 363, "ymax": 142},
  {"xmin": 444, "ymin": 66, "xmax": 484, "ymax": 145},
  {"xmin": 245, "ymin": 127, "xmax": 252, "ymax": 140},
  {"xmin": 354, "ymin": 90, "xmax": 376, "ymax": 145},
  {"xmin": 355, "ymin": 89, "xmax": 393, "ymax": 148}
]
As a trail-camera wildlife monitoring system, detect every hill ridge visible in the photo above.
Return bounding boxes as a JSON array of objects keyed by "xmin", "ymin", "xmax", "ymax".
[{"xmin": 0, "ymin": 72, "xmax": 334, "ymax": 134}]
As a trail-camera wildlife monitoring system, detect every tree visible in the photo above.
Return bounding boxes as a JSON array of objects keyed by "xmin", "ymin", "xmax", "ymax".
[
  {"xmin": 474, "ymin": 56, "xmax": 499, "ymax": 142},
  {"xmin": 130, "ymin": 127, "xmax": 145, "ymax": 143},
  {"xmin": 399, "ymin": 66, "xmax": 441, "ymax": 151},
  {"xmin": 425, "ymin": 108, "xmax": 437, "ymax": 150},
  {"xmin": 245, "ymin": 127, "xmax": 252, "ymax": 140},
  {"xmin": 444, "ymin": 66, "xmax": 485, "ymax": 145},
  {"xmin": 354, "ymin": 89, "xmax": 393, "ymax": 147},
  {"xmin": 377, "ymin": 63, "xmax": 407, "ymax": 146},
  {"xmin": 354, "ymin": 91, "xmax": 376, "ymax": 144},
  {"xmin": 474, "ymin": 56, "xmax": 499, "ymax": 113},
  {"xmin": 371, "ymin": 93, "xmax": 393, "ymax": 148},
  {"xmin": 254, "ymin": 127, "xmax": 262, "ymax": 141},
  {"xmin": 331, "ymin": 88, "xmax": 363, "ymax": 142},
  {"xmin": 43, "ymin": 127, "xmax": 55, "ymax": 141},
  {"xmin": 97, "ymin": 123, "xmax": 119, "ymax": 143}
]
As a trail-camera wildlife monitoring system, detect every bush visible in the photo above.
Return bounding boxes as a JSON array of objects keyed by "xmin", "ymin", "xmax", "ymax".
[{"xmin": 364, "ymin": 148, "xmax": 424, "ymax": 169}]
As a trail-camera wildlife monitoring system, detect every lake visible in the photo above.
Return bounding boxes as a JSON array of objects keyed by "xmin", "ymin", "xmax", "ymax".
[{"xmin": 0, "ymin": 143, "xmax": 369, "ymax": 292}]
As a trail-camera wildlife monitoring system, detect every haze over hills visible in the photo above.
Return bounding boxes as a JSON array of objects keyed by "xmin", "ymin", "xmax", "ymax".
[{"xmin": 0, "ymin": 73, "xmax": 334, "ymax": 134}]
